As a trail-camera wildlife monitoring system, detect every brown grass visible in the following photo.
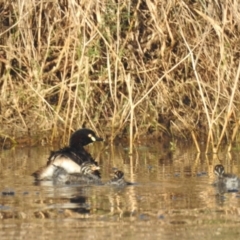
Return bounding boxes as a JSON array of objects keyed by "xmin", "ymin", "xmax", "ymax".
[{"xmin": 0, "ymin": 0, "xmax": 240, "ymax": 152}]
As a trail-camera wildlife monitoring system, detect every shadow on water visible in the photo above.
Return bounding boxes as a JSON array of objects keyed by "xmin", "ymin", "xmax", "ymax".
[{"xmin": 1, "ymin": 142, "xmax": 240, "ymax": 239}]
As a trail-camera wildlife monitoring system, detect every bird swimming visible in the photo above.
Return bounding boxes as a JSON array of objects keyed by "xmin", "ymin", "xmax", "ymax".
[
  {"xmin": 214, "ymin": 164, "xmax": 240, "ymax": 192},
  {"xmin": 52, "ymin": 161, "xmax": 102, "ymax": 185},
  {"xmin": 106, "ymin": 170, "xmax": 133, "ymax": 187},
  {"xmin": 32, "ymin": 128, "xmax": 103, "ymax": 181}
]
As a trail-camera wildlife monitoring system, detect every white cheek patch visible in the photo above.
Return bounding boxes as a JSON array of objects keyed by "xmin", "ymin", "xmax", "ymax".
[{"xmin": 88, "ymin": 134, "xmax": 96, "ymax": 142}]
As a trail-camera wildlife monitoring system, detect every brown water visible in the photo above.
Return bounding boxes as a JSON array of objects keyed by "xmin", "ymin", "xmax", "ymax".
[{"xmin": 1, "ymin": 142, "xmax": 240, "ymax": 240}]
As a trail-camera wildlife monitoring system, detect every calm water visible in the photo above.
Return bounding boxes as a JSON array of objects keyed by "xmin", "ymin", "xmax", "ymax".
[{"xmin": 1, "ymin": 141, "xmax": 240, "ymax": 240}]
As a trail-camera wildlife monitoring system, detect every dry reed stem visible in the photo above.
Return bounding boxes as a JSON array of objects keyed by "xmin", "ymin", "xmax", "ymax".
[
  {"xmin": 0, "ymin": 0, "xmax": 239, "ymax": 150},
  {"xmin": 217, "ymin": 61, "xmax": 240, "ymax": 150}
]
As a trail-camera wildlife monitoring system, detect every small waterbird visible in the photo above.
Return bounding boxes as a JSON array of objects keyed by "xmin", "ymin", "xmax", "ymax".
[
  {"xmin": 32, "ymin": 128, "xmax": 103, "ymax": 181},
  {"xmin": 52, "ymin": 161, "xmax": 102, "ymax": 185},
  {"xmin": 214, "ymin": 164, "xmax": 240, "ymax": 192},
  {"xmin": 107, "ymin": 170, "xmax": 133, "ymax": 187}
]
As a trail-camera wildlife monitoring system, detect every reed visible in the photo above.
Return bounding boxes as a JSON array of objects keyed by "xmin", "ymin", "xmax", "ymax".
[{"xmin": 0, "ymin": 0, "xmax": 240, "ymax": 152}]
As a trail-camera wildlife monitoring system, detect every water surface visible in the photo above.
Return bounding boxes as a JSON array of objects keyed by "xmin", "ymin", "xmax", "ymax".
[{"xmin": 1, "ymin": 142, "xmax": 240, "ymax": 239}]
